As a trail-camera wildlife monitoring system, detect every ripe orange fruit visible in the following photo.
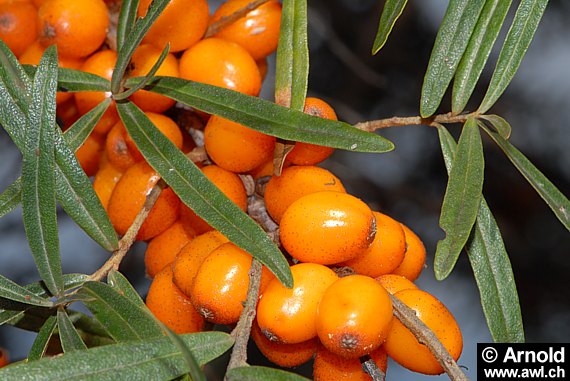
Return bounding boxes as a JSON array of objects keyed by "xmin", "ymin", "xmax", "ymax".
[
  {"xmin": 376, "ymin": 274, "xmax": 418, "ymax": 295},
  {"xmin": 0, "ymin": 347, "xmax": 8, "ymax": 368},
  {"xmin": 75, "ymin": 132, "xmax": 104, "ymax": 177},
  {"xmin": 286, "ymin": 98, "xmax": 337, "ymax": 166},
  {"xmin": 124, "ymin": 112, "xmax": 183, "ymax": 161},
  {"xmin": 172, "ymin": 230, "xmax": 229, "ymax": 297},
  {"xmin": 313, "ymin": 344, "xmax": 388, "ymax": 381},
  {"xmin": 342, "ymin": 212, "xmax": 406, "ymax": 277},
  {"xmin": 144, "ymin": 220, "xmax": 195, "ymax": 278},
  {"xmin": 316, "ymin": 275, "xmax": 393, "ymax": 358},
  {"xmin": 179, "ymin": 37, "xmax": 261, "ymax": 96},
  {"xmin": 105, "ymin": 121, "xmax": 140, "ymax": 171},
  {"xmin": 56, "ymin": 97, "xmax": 81, "ymax": 130},
  {"xmin": 0, "ymin": 0, "xmax": 38, "ymax": 57},
  {"xmin": 264, "ymin": 165, "xmax": 346, "ymax": 223},
  {"xmin": 138, "ymin": 0, "xmax": 208, "ymax": 53},
  {"xmin": 204, "ymin": 115, "xmax": 275, "ymax": 173},
  {"xmin": 257, "ymin": 263, "xmax": 338, "ymax": 344},
  {"xmin": 107, "ymin": 161, "xmax": 180, "ymax": 241},
  {"xmin": 37, "ymin": 0, "xmax": 109, "ymax": 58},
  {"xmin": 391, "ymin": 223, "xmax": 427, "ymax": 281},
  {"xmin": 179, "ymin": 164, "xmax": 248, "ymax": 234},
  {"xmin": 210, "ymin": 0, "xmax": 282, "ymax": 60},
  {"xmin": 384, "ymin": 288, "xmax": 463, "ymax": 375},
  {"xmin": 145, "ymin": 266, "xmax": 205, "ymax": 334},
  {"xmin": 128, "ymin": 44, "xmax": 179, "ymax": 113},
  {"xmin": 280, "ymin": 191, "xmax": 375, "ymax": 265},
  {"xmin": 92, "ymin": 153, "xmax": 123, "ymax": 210},
  {"xmin": 251, "ymin": 319, "xmax": 318, "ymax": 368}
]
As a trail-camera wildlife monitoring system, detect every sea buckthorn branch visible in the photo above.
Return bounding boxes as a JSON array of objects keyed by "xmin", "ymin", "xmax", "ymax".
[
  {"xmin": 353, "ymin": 111, "xmax": 479, "ymax": 131},
  {"xmin": 389, "ymin": 294, "xmax": 468, "ymax": 381},
  {"xmin": 205, "ymin": 0, "xmax": 272, "ymax": 38},
  {"xmin": 361, "ymin": 355, "xmax": 386, "ymax": 381}
]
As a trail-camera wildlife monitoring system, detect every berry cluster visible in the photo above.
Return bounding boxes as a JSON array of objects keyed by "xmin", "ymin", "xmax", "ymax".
[{"xmin": 1, "ymin": 0, "xmax": 463, "ymax": 378}]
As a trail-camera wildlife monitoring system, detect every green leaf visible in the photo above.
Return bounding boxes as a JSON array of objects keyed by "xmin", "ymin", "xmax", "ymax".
[
  {"xmin": 117, "ymin": 101, "xmax": 293, "ymax": 287},
  {"xmin": 0, "ymin": 274, "xmax": 53, "ymax": 308},
  {"xmin": 438, "ymin": 125, "xmax": 524, "ymax": 343},
  {"xmin": 0, "ymin": 75, "xmax": 28, "ymax": 145},
  {"xmin": 80, "ymin": 281, "xmax": 164, "ymax": 342},
  {"xmin": 478, "ymin": 0, "xmax": 549, "ymax": 113},
  {"xmin": 136, "ymin": 76, "xmax": 394, "ymax": 153},
  {"xmin": 371, "ymin": 0, "xmax": 409, "ymax": 55},
  {"xmin": 0, "ymin": 39, "xmax": 32, "ymax": 113},
  {"xmin": 21, "ymin": 45, "xmax": 63, "ymax": 297},
  {"xmin": 107, "ymin": 271, "xmax": 145, "ymax": 306},
  {"xmin": 57, "ymin": 308, "xmax": 87, "ymax": 352},
  {"xmin": 63, "ymin": 98, "xmax": 112, "ymax": 151},
  {"xmin": 0, "ymin": 332, "xmax": 234, "ymax": 380},
  {"xmin": 479, "ymin": 114, "xmax": 511, "ymax": 139},
  {"xmin": 23, "ymin": 66, "xmax": 111, "ymax": 93},
  {"xmin": 434, "ymin": 118, "xmax": 485, "ymax": 280},
  {"xmin": 452, "ymin": 0, "xmax": 512, "ymax": 113},
  {"xmin": 275, "ymin": 0, "xmax": 308, "ymax": 110},
  {"xmin": 227, "ymin": 366, "xmax": 311, "ymax": 381},
  {"xmin": 480, "ymin": 122, "xmax": 570, "ymax": 231},
  {"xmin": 163, "ymin": 327, "xmax": 206, "ymax": 381},
  {"xmin": 111, "ymin": 0, "xmax": 170, "ymax": 94},
  {"xmin": 28, "ymin": 315, "xmax": 57, "ymax": 361},
  {"xmin": 420, "ymin": 0, "xmax": 485, "ymax": 117},
  {"xmin": 116, "ymin": 0, "xmax": 140, "ymax": 50},
  {"xmin": 0, "ymin": 178, "xmax": 22, "ymax": 219}
]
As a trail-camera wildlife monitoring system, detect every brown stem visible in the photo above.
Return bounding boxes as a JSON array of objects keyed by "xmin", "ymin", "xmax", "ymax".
[
  {"xmin": 390, "ymin": 294, "xmax": 469, "ymax": 381},
  {"xmin": 89, "ymin": 179, "xmax": 166, "ymax": 282},
  {"xmin": 205, "ymin": 0, "xmax": 271, "ymax": 38},
  {"xmin": 354, "ymin": 112, "xmax": 480, "ymax": 132},
  {"xmin": 360, "ymin": 355, "xmax": 386, "ymax": 381},
  {"xmin": 247, "ymin": 193, "xmax": 280, "ymax": 245},
  {"xmin": 225, "ymin": 259, "xmax": 263, "ymax": 374}
]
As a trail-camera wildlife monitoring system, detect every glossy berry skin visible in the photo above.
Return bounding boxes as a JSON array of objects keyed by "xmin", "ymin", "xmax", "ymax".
[
  {"xmin": 391, "ymin": 223, "xmax": 427, "ymax": 281},
  {"xmin": 124, "ymin": 112, "xmax": 183, "ymax": 161},
  {"xmin": 280, "ymin": 191, "xmax": 375, "ymax": 265},
  {"xmin": 257, "ymin": 263, "xmax": 338, "ymax": 344},
  {"xmin": 92, "ymin": 153, "xmax": 123, "ymax": 210},
  {"xmin": 105, "ymin": 122, "xmax": 139, "ymax": 171},
  {"xmin": 313, "ymin": 344, "xmax": 388, "ymax": 381},
  {"xmin": 75, "ymin": 132, "xmax": 104, "ymax": 177},
  {"xmin": 376, "ymin": 274, "xmax": 418, "ymax": 295},
  {"xmin": 144, "ymin": 220, "xmax": 195, "ymax": 278},
  {"xmin": 384, "ymin": 289, "xmax": 463, "ymax": 375},
  {"xmin": 0, "ymin": 0, "xmax": 38, "ymax": 57},
  {"xmin": 316, "ymin": 275, "xmax": 393, "ymax": 359}
]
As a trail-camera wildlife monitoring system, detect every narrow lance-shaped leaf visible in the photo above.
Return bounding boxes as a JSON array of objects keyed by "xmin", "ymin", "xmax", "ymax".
[
  {"xmin": 227, "ymin": 366, "xmax": 311, "ymax": 381},
  {"xmin": 116, "ymin": 0, "xmax": 140, "ymax": 49},
  {"xmin": 434, "ymin": 117, "xmax": 485, "ymax": 280},
  {"xmin": 0, "ymin": 39, "xmax": 32, "ymax": 112},
  {"xmin": 275, "ymin": 0, "xmax": 308, "ymax": 110},
  {"xmin": 57, "ymin": 308, "xmax": 88, "ymax": 352},
  {"xmin": 0, "ymin": 332, "xmax": 234, "ymax": 381},
  {"xmin": 420, "ymin": 0, "xmax": 485, "ymax": 117},
  {"xmin": 479, "ymin": 114, "xmax": 511, "ymax": 139},
  {"xmin": 478, "ymin": 0, "xmax": 549, "ymax": 113},
  {"xmin": 23, "ymin": 66, "xmax": 111, "ymax": 92},
  {"xmin": 480, "ymin": 122, "xmax": 570, "ymax": 231},
  {"xmin": 117, "ymin": 101, "xmax": 294, "ymax": 287},
  {"xmin": 0, "ymin": 178, "xmax": 22, "ymax": 219},
  {"xmin": 0, "ymin": 76, "xmax": 28, "ymax": 147},
  {"xmin": 372, "ymin": 0, "xmax": 409, "ymax": 55},
  {"xmin": 162, "ymin": 326, "xmax": 206, "ymax": 381},
  {"xmin": 136, "ymin": 76, "xmax": 394, "ymax": 153},
  {"xmin": 452, "ymin": 0, "xmax": 512, "ymax": 113},
  {"xmin": 28, "ymin": 315, "xmax": 57, "ymax": 361},
  {"xmin": 0, "ymin": 274, "xmax": 53, "ymax": 307},
  {"xmin": 21, "ymin": 45, "xmax": 63, "ymax": 296},
  {"xmin": 438, "ymin": 125, "xmax": 524, "ymax": 343},
  {"xmin": 111, "ymin": 0, "xmax": 170, "ymax": 94},
  {"xmin": 107, "ymin": 270, "xmax": 145, "ymax": 306}
]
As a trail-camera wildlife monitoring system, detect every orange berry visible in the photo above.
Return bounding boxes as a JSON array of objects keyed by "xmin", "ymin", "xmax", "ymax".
[
  {"xmin": 264, "ymin": 165, "xmax": 346, "ymax": 223},
  {"xmin": 376, "ymin": 274, "xmax": 418, "ymax": 295},
  {"xmin": 107, "ymin": 161, "xmax": 180, "ymax": 241},
  {"xmin": 190, "ymin": 242, "xmax": 271, "ymax": 324},
  {"xmin": 0, "ymin": 0, "xmax": 37, "ymax": 57},
  {"xmin": 56, "ymin": 97, "xmax": 81, "ymax": 130},
  {"xmin": 145, "ymin": 266, "xmax": 205, "ymax": 334},
  {"xmin": 74, "ymin": 49, "xmax": 118, "ymax": 135},
  {"xmin": 313, "ymin": 344, "xmax": 388, "ymax": 381},
  {"xmin": 93, "ymin": 153, "xmax": 123, "ymax": 210},
  {"xmin": 75, "ymin": 132, "xmax": 104, "ymax": 177},
  {"xmin": 286, "ymin": 98, "xmax": 337, "ymax": 166},
  {"xmin": 342, "ymin": 212, "xmax": 406, "ymax": 277},
  {"xmin": 128, "ymin": 44, "xmax": 179, "ymax": 113},
  {"xmin": 256, "ymin": 57, "xmax": 268, "ymax": 81},
  {"xmin": 179, "ymin": 164, "xmax": 248, "ymax": 234},
  {"xmin": 172, "ymin": 230, "xmax": 229, "ymax": 297},
  {"xmin": 384, "ymin": 289, "xmax": 463, "ymax": 375},
  {"xmin": 210, "ymin": 0, "xmax": 281, "ymax": 60},
  {"xmin": 179, "ymin": 37, "xmax": 261, "ymax": 96},
  {"xmin": 391, "ymin": 223, "xmax": 427, "ymax": 281},
  {"xmin": 124, "ymin": 112, "xmax": 183, "ymax": 161},
  {"xmin": 0, "ymin": 347, "xmax": 8, "ymax": 368},
  {"xmin": 251, "ymin": 319, "xmax": 317, "ymax": 368},
  {"xmin": 105, "ymin": 121, "xmax": 140, "ymax": 171},
  {"xmin": 280, "ymin": 191, "xmax": 375, "ymax": 265},
  {"xmin": 37, "ymin": 0, "xmax": 109, "ymax": 58},
  {"xmin": 138, "ymin": 0, "xmax": 208, "ymax": 53},
  {"xmin": 257, "ymin": 263, "xmax": 338, "ymax": 344},
  {"xmin": 144, "ymin": 220, "xmax": 196, "ymax": 278},
  {"xmin": 316, "ymin": 275, "xmax": 393, "ymax": 359},
  {"xmin": 204, "ymin": 115, "xmax": 275, "ymax": 173}
]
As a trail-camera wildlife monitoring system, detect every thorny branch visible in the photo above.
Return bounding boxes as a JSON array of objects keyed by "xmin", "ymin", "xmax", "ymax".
[
  {"xmin": 205, "ymin": 0, "xmax": 272, "ymax": 38},
  {"xmin": 354, "ymin": 111, "xmax": 479, "ymax": 132}
]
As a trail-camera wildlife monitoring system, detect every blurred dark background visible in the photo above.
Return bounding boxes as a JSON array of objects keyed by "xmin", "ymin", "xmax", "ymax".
[{"xmin": 1, "ymin": 1, "xmax": 569, "ymax": 380}]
